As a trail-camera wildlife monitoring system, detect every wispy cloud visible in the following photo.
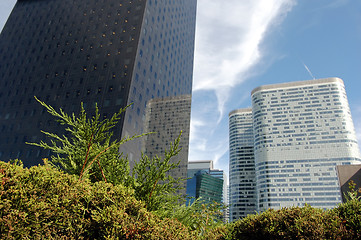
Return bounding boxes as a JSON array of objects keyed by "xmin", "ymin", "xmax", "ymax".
[
  {"xmin": 189, "ymin": 0, "xmax": 296, "ymax": 166},
  {"xmin": 193, "ymin": 0, "xmax": 296, "ymax": 97},
  {"xmin": 323, "ymin": 0, "xmax": 349, "ymax": 9}
]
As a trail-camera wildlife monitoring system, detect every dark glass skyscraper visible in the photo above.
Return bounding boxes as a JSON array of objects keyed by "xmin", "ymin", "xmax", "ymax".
[{"xmin": 0, "ymin": 0, "xmax": 196, "ymax": 167}]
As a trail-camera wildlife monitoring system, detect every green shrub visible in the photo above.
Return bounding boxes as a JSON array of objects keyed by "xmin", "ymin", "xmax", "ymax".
[
  {"xmin": 228, "ymin": 204, "xmax": 343, "ymax": 240},
  {"xmin": 332, "ymin": 199, "xmax": 361, "ymax": 239},
  {"xmin": 201, "ymin": 224, "xmax": 231, "ymax": 240},
  {"xmin": 27, "ymin": 98, "xmax": 186, "ymax": 214},
  {"xmin": 0, "ymin": 161, "xmax": 195, "ymax": 239}
]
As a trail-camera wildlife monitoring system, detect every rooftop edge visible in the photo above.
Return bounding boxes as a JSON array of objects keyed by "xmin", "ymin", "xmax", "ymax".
[
  {"xmin": 229, "ymin": 108, "xmax": 252, "ymax": 116},
  {"xmin": 251, "ymin": 77, "xmax": 344, "ymax": 96}
]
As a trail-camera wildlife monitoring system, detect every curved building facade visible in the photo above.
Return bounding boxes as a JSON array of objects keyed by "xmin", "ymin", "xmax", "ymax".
[
  {"xmin": 229, "ymin": 108, "xmax": 256, "ymax": 221},
  {"xmin": 251, "ymin": 78, "xmax": 361, "ymax": 211}
]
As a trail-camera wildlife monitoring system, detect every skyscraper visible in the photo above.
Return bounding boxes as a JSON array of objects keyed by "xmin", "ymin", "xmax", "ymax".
[
  {"xmin": 229, "ymin": 78, "xmax": 361, "ymax": 220},
  {"xmin": 143, "ymin": 95, "xmax": 192, "ymax": 190},
  {"xmin": 0, "ymin": 0, "xmax": 197, "ymax": 167},
  {"xmin": 228, "ymin": 108, "xmax": 256, "ymax": 221},
  {"xmin": 186, "ymin": 160, "xmax": 224, "ymax": 204},
  {"xmin": 187, "ymin": 160, "xmax": 228, "ymax": 222}
]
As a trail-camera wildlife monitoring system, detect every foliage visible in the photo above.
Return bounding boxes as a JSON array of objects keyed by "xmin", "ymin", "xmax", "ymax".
[
  {"xmin": 156, "ymin": 198, "xmax": 225, "ymax": 237},
  {"xmin": 226, "ymin": 204, "xmax": 344, "ymax": 240},
  {"xmin": 343, "ymin": 180, "xmax": 361, "ymax": 202},
  {"xmin": 332, "ymin": 199, "xmax": 361, "ymax": 239},
  {"xmin": 130, "ymin": 133, "xmax": 185, "ymax": 211},
  {"xmin": 0, "ymin": 160, "xmax": 196, "ymax": 239},
  {"xmin": 3, "ymin": 158, "xmax": 361, "ymax": 239},
  {"xmin": 26, "ymin": 99, "xmax": 211, "ymax": 228},
  {"xmin": 27, "ymin": 96, "xmax": 145, "ymax": 184},
  {"xmin": 201, "ymin": 224, "xmax": 230, "ymax": 240}
]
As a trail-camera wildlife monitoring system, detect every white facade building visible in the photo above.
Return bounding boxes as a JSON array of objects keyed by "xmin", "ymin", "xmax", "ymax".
[
  {"xmin": 229, "ymin": 109, "xmax": 257, "ymax": 221},
  {"xmin": 229, "ymin": 78, "xmax": 361, "ymax": 220}
]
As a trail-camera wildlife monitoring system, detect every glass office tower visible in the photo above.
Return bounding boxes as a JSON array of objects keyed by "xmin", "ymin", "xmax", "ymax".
[
  {"xmin": 0, "ymin": 0, "xmax": 197, "ymax": 168},
  {"xmin": 187, "ymin": 160, "xmax": 224, "ymax": 204},
  {"xmin": 229, "ymin": 108, "xmax": 256, "ymax": 221},
  {"xmin": 251, "ymin": 78, "xmax": 361, "ymax": 211}
]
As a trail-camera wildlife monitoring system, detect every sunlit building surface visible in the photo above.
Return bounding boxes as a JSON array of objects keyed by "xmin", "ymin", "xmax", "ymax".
[
  {"xmin": 252, "ymin": 78, "xmax": 361, "ymax": 211},
  {"xmin": 0, "ymin": 0, "xmax": 197, "ymax": 167},
  {"xmin": 229, "ymin": 109, "xmax": 256, "ymax": 221},
  {"xmin": 229, "ymin": 78, "xmax": 361, "ymax": 221}
]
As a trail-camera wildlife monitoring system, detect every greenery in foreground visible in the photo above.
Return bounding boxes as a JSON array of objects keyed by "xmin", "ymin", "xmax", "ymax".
[
  {"xmin": 1, "ymin": 98, "xmax": 361, "ymax": 239},
  {"xmin": 1, "ymin": 161, "xmax": 361, "ymax": 239}
]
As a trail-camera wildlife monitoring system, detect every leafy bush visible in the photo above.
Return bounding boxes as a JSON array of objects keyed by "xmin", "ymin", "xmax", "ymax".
[
  {"xmin": 0, "ymin": 161, "xmax": 196, "ymax": 239},
  {"xmin": 332, "ymin": 199, "xmax": 361, "ymax": 239},
  {"xmin": 226, "ymin": 205, "xmax": 343, "ymax": 240},
  {"xmin": 156, "ymin": 198, "xmax": 225, "ymax": 238}
]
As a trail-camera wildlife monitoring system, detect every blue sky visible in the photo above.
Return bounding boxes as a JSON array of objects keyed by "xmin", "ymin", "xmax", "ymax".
[
  {"xmin": 190, "ymin": 0, "xmax": 361, "ymax": 178},
  {"xmin": 1, "ymin": 0, "xmax": 361, "ymax": 179}
]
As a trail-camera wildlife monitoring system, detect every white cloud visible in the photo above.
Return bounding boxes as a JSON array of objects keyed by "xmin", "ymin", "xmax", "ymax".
[
  {"xmin": 189, "ymin": 0, "xmax": 296, "ymax": 166},
  {"xmin": 194, "ymin": 0, "xmax": 295, "ymax": 93}
]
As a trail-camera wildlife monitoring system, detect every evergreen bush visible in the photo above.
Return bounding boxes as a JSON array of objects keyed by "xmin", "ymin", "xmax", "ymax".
[{"xmin": 0, "ymin": 161, "xmax": 196, "ymax": 239}]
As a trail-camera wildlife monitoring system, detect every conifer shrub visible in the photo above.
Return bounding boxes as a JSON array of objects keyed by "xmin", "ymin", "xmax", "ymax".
[{"xmin": 0, "ymin": 161, "xmax": 195, "ymax": 239}]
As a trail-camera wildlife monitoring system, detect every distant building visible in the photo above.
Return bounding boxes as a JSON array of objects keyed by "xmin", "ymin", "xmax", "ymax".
[
  {"xmin": 187, "ymin": 161, "xmax": 225, "ymax": 203},
  {"xmin": 229, "ymin": 78, "xmax": 361, "ymax": 221},
  {"xmin": 336, "ymin": 164, "xmax": 361, "ymax": 202},
  {"xmin": 229, "ymin": 108, "xmax": 257, "ymax": 221},
  {"xmin": 143, "ymin": 95, "xmax": 192, "ymax": 193},
  {"xmin": 0, "ymin": 0, "xmax": 197, "ymax": 171}
]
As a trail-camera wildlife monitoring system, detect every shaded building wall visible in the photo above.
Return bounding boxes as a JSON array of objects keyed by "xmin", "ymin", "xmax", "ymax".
[
  {"xmin": 143, "ymin": 95, "xmax": 192, "ymax": 193},
  {"xmin": 197, "ymin": 173, "xmax": 223, "ymax": 204},
  {"xmin": 337, "ymin": 164, "xmax": 361, "ymax": 202},
  {"xmin": 119, "ymin": 0, "xmax": 197, "ymax": 163},
  {"xmin": 187, "ymin": 161, "xmax": 225, "ymax": 204},
  {"xmin": 0, "ymin": 0, "xmax": 197, "ymax": 167}
]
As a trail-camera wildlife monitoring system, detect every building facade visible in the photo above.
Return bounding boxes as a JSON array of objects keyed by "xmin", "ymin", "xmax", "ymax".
[
  {"xmin": 336, "ymin": 164, "xmax": 361, "ymax": 202},
  {"xmin": 229, "ymin": 109, "xmax": 257, "ymax": 221},
  {"xmin": 187, "ymin": 171, "xmax": 223, "ymax": 204},
  {"xmin": 187, "ymin": 160, "xmax": 225, "ymax": 204},
  {"xmin": 143, "ymin": 95, "xmax": 192, "ymax": 192},
  {"xmin": 0, "ymin": 0, "xmax": 197, "ymax": 169},
  {"xmin": 229, "ymin": 78, "xmax": 361, "ymax": 221}
]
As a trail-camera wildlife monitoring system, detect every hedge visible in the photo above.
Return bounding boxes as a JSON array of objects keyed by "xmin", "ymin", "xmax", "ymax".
[
  {"xmin": 2, "ymin": 160, "xmax": 361, "ymax": 240},
  {"xmin": 0, "ymin": 161, "xmax": 195, "ymax": 239}
]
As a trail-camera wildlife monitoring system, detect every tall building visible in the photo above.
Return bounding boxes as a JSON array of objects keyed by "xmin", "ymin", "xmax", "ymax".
[
  {"xmin": 187, "ymin": 160, "xmax": 225, "ymax": 204},
  {"xmin": 229, "ymin": 108, "xmax": 257, "ymax": 221},
  {"xmin": 336, "ymin": 164, "xmax": 361, "ymax": 202},
  {"xmin": 143, "ymin": 95, "xmax": 192, "ymax": 191},
  {"xmin": 229, "ymin": 78, "xmax": 361, "ymax": 220},
  {"xmin": 187, "ymin": 160, "xmax": 228, "ymax": 222},
  {"xmin": 0, "ymin": 0, "xmax": 197, "ymax": 169}
]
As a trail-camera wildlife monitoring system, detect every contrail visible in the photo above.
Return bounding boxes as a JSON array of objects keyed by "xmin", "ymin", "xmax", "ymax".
[{"xmin": 302, "ymin": 62, "xmax": 316, "ymax": 80}]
